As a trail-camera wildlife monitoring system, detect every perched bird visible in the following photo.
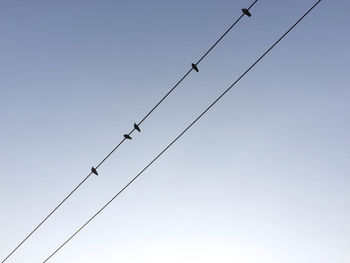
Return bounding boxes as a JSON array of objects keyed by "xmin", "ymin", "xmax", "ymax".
[
  {"xmin": 191, "ymin": 63, "xmax": 199, "ymax": 72},
  {"xmin": 91, "ymin": 167, "xmax": 98, "ymax": 176},
  {"xmin": 134, "ymin": 123, "xmax": 141, "ymax": 132},
  {"xmin": 124, "ymin": 134, "xmax": 132, "ymax": 140},
  {"xmin": 242, "ymin": 8, "xmax": 252, "ymax": 17}
]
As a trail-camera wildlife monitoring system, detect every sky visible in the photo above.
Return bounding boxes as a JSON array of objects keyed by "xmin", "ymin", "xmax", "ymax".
[{"xmin": 0, "ymin": 0, "xmax": 349, "ymax": 262}]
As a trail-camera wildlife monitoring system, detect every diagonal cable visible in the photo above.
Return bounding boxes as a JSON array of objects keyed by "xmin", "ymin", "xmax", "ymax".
[
  {"xmin": 1, "ymin": 1, "xmax": 259, "ymax": 262},
  {"xmin": 42, "ymin": 1, "xmax": 322, "ymax": 261}
]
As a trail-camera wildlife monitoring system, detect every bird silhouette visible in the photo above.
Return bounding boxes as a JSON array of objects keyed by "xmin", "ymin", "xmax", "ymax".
[
  {"xmin": 124, "ymin": 134, "xmax": 132, "ymax": 140},
  {"xmin": 242, "ymin": 8, "xmax": 252, "ymax": 17},
  {"xmin": 134, "ymin": 123, "xmax": 141, "ymax": 132},
  {"xmin": 91, "ymin": 167, "xmax": 98, "ymax": 176},
  {"xmin": 191, "ymin": 63, "xmax": 199, "ymax": 72}
]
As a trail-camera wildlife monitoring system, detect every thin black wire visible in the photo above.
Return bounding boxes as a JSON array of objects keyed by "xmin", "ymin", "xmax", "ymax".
[
  {"xmin": 42, "ymin": 1, "xmax": 322, "ymax": 261},
  {"xmin": 1, "ymin": 2, "xmax": 259, "ymax": 262}
]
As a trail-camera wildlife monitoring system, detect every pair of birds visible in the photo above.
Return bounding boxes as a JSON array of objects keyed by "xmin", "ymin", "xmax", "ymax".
[
  {"xmin": 91, "ymin": 7, "xmax": 252, "ymax": 177},
  {"xmin": 123, "ymin": 123, "xmax": 140, "ymax": 140},
  {"xmin": 190, "ymin": 8, "xmax": 252, "ymax": 73}
]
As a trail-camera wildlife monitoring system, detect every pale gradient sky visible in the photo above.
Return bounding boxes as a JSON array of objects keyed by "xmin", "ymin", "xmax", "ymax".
[{"xmin": 1, "ymin": 0, "xmax": 349, "ymax": 262}]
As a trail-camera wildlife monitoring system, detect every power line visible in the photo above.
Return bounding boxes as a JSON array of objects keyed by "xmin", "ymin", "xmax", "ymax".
[
  {"xmin": 42, "ymin": 1, "xmax": 322, "ymax": 261},
  {"xmin": 1, "ymin": 2, "xmax": 259, "ymax": 262}
]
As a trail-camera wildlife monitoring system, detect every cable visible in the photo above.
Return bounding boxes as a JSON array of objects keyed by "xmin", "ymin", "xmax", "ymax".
[
  {"xmin": 42, "ymin": 1, "xmax": 322, "ymax": 261},
  {"xmin": 1, "ymin": 2, "xmax": 259, "ymax": 262}
]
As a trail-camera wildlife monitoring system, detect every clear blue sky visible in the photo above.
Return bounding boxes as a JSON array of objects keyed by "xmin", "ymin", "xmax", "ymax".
[{"xmin": 1, "ymin": 0, "xmax": 349, "ymax": 262}]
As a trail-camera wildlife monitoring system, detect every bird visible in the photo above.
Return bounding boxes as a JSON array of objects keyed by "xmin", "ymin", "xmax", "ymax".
[
  {"xmin": 91, "ymin": 167, "xmax": 98, "ymax": 176},
  {"xmin": 134, "ymin": 123, "xmax": 141, "ymax": 132},
  {"xmin": 124, "ymin": 134, "xmax": 132, "ymax": 140},
  {"xmin": 191, "ymin": 63, "xmax": 199, "ymax": 72},
  {"xmin": 242, "ymin": 8, "xmax": 252, "ymax": 17}
]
